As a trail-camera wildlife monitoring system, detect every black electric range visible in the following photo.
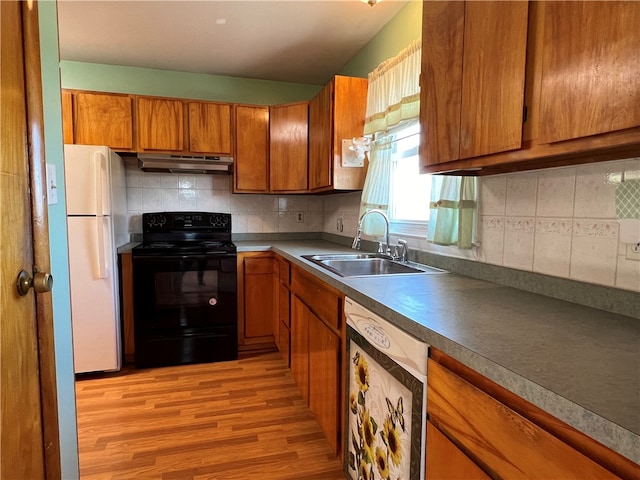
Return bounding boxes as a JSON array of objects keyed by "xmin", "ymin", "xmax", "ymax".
[{"xmin": 131, "ymin": 212, "xmax": 237, "ymax": 368}]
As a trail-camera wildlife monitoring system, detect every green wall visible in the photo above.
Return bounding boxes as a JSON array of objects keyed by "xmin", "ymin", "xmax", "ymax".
[
  {"xmin": 60, "ymin": 61, "xmax": 321, "ymax": 105},
  {"xmin": 339, "ymin": 1, "xmax": 422, "ymax": 78},
  {"xmin": 39, "ymin": 1, "xmax": 80, "ymax": 478}
]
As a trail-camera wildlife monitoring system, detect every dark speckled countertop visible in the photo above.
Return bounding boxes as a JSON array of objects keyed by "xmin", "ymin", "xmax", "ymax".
[{"xmin": 235, "ymin": 239, "xmax": 640, "ymax": 464}]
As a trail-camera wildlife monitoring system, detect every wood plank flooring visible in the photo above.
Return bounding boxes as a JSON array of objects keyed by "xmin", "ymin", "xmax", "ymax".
[{"xmin": 75, "ymin": 352, "xmax": 345, "ymax": 479}]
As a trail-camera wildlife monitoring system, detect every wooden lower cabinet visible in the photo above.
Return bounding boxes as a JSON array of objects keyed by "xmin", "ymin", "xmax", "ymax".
[
  {"xmin": 308, "ymin": 309, "xmax": 341, "ymax": 455},
  {"xmin": 289, "ymin": 265, "xmax": 344, "ymax": 457},
  {"xmin": 426, "ymin": 349, "xmax": 637, "ymax": 479},
  {"xmin": 426, "ymin": 421, "xmax": 490, "ymax": 480},
  {"xmin": 290, "ymin": 296, "xmax": 310, "ymax": 404},
  {"xmin": 275, "ymin": 255, "xmax": 292, "ymax": 366},
  {"xmin": 237, "ymin": 252, "xmax": 277, "ymax": 352},
  {"xmin": 118, "ymin": 252, "xmax": 135, "ymax": 363}
]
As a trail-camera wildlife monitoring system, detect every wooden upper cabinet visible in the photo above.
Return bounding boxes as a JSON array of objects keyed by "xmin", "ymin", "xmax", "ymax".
[
  {"xmin": 235, "ymin": 105, "xmax": 269, "ymax": 193},
  {"xmin": 61, "ymin": 91, "xmax": 74, "ymax": 145},
  {"xmin": 62, "ymin": 91, "xmax": 134, "ymax": 150},
  {"xmin": 537, "ymin": 1, "xmax": 640, "ymax": 144},
  {"xmin": 269, "ymin": 102, "xmax": 308, "ymax": 192},
  {"xmin": 187, "ymin": 101, "xmax": 233, "ymax": 155},
  {"xmin": 308, "ymin": 75, "xmax": 368, "ymax": 192},
  {"xmin": 308, "ymin": 82, "xmax": 332, "ymax": 190},
  {"xmin": 136, "ymin": 96, "xmax": 184, "ymax": 152},
  {"xmin": 420, "ymin": 1, "xmax": 528, "ymax": 167},
  {"xmin": 421, "ymin": 1, "xmax": 640, "ymax": 175}
]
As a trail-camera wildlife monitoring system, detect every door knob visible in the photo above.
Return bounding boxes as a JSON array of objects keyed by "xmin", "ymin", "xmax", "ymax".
[{"xmin": 17, "ymin": 268, "xmax": 54, "ymax": 296}]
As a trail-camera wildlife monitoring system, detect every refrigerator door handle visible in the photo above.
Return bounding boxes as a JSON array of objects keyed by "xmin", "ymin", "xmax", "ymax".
[
  {"xmin": 96, "ymin": 216, "xmax": 108, "ymax": 279},
  {"xmin": 94, "ymin": 151, "xmax": 105, "ymax": 216}
]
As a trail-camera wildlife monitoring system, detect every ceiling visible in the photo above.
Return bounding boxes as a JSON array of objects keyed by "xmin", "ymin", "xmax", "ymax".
[{"xmin": 56, "ymin": 0, "xmax": 408, "ymax": 86}]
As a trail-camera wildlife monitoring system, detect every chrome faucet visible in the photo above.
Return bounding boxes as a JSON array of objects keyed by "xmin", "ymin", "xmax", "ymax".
[{"xmin": 352, "ymin": 209, "xmax": 391, "ymax": 255}]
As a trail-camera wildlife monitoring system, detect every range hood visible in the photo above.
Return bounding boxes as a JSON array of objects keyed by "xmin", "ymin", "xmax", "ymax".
[{"xmin": 137, "ymin": 154, "xmax": 233, "ymax": 174}]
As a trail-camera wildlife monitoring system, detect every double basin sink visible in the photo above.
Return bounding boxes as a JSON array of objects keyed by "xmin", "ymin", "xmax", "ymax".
[{"xmin": 302, "ymin": 253, "xmax": 447, "ymax": 278}]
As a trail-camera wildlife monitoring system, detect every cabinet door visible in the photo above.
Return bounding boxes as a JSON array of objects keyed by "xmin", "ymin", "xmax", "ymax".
[
  {"xmin": 187, "ymin": 101, "xmax": 232, "ymax": 155},
  {"xmin": 331, "ymin": 76, "xmax": 368, "ymax": 191},
  {"xmin": 71, "ymin": 92, "xmax": 134, "ymax": 150},
  {"xmin": 290, "ymin": 295, "xmax": 309, "ymax": 403},
  {"xmin": 243, "ymin": 256, "xmax": 276, "ymax": 339},
  {"xmin": 269, "ymin": 102, "xmax": 308, "ymax": 192},
  {"xmin": 538, "ymin": 1, "xmax": 640, "ymax": 144},
  {"xmin": 308, "ymin": 312, "xmax": 340, "ymax": 455},
  {"xmin": 61, "ymin": 91, "xmax": 74, "ymax": 145},
  {"xmin": 420, "ymin": 1, "xmax": 528, "ymax": 166},
  {"xmin": 136, "ymin": 97, "xmax": 184, "ymax": 152},
  {"xmin": 235, "ymin": 105, "xmax": 269, "ymax": 192},
  {"xmin": 308, "ymin": 82, "xmax": 332, "ymax": 191},
  {"xmin": 428, "ymin": 360, "xmax": 618, "ymax": 479},
  {"xmin": 426, "ymin": 421, "xmax": 491, "ymax": 479}
]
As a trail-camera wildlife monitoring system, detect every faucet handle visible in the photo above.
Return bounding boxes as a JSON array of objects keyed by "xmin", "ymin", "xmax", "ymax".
[{"xmin": 397, "ymin": 239, "xmax": 408, "ymax": 262}]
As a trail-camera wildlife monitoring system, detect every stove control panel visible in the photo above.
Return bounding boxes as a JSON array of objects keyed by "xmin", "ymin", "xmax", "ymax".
[{"xmin": 142, "ymin": 212, "xmax": 231, "ymax": 232}]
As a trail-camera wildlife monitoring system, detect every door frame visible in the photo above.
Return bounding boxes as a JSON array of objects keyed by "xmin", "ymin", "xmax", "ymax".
[{"xmin": 22, "ymin": 2, "xmax": 61, "ymax": 478}]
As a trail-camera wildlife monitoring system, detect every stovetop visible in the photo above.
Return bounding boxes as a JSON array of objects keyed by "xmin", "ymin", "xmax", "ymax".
[{"xmin": 133, "ymin": 212, "xmax": 235, "ymax": 256}]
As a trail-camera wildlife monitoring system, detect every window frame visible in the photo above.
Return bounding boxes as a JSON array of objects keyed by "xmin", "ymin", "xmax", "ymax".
[{"xmin": 385, "ymin": 120, "xmax": 430, "ymax": 237}]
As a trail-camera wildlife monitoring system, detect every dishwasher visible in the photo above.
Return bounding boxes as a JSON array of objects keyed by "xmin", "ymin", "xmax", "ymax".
[{"xmin": 344, "ymin": 297, "xmax": 428, "ymax": 480}]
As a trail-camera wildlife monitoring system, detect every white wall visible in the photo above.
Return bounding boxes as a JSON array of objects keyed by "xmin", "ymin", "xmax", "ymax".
[{"xmin": 323, "ymin": 158, "xmax": 640, "ymax": 292}]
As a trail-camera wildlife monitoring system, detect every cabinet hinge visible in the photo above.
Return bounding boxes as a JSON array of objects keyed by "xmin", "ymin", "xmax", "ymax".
[{"xmin": 523, "ymin": 106, "xmax": 528, "ymax": 123}]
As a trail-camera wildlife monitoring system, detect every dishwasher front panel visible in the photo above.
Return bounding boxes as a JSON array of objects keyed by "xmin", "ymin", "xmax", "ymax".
[{"xmin": 345, "ymin": 326, "xmax": 424, "ymax": 480}]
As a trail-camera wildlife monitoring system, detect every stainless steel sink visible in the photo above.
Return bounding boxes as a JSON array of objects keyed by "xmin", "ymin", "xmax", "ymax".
[{"xmin": 302, "ymin": 253, "xmax": 447, "ymax": 278}]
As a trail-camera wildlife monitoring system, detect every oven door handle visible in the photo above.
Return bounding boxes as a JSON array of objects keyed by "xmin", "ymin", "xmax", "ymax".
[{"xmin": 132, "ymin": 253, "xmax": 235, "ymax": 262}]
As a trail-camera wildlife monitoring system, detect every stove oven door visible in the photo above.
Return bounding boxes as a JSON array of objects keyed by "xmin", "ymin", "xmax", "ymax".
[{"xmin": 132, "ymin": 253, "xmax": 237, "ymax": 367}]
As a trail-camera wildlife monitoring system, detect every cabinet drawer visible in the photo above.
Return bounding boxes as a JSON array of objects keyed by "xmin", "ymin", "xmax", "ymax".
[
  {"xmin": 291, "ymin": 267, "xmax": 341, "ymax": 330},
  {"xmin": 244, "ymin": 256, "xmax": 276, "ymax": 275},
  {"xmin": 427, "ymin": 360, "xmax": 617, "ymax": 479}
]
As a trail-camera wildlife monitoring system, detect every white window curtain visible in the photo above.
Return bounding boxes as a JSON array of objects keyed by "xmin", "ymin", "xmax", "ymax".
[
  {"xmin": 358, "ymin": 39, "xmax": 421, "ymax": 235},
  {"xmin": 427, "ymin": 176, "xmax": 478, "ymax": 249},
  {"xmin": 358, "ymin": 135, "xmax": 394, "ymax": 236},
  {"xmin": 363, "ymin": 39, "xmax": 421, "ymax": 136}
]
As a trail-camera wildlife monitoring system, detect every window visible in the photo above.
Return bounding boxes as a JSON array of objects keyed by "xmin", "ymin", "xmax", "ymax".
[{"xmin": 387, "ymin": 121, "xmax": 430, "ymax": 236}]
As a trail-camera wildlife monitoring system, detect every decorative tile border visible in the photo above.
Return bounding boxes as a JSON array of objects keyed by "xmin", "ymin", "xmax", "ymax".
[
  {"xmin": 536, "ymin": 219, "xmax": 573, "ymax": 236},
  {"xmin": 482, "ymin": 216, "xmax": 505, "ymax": 231},
  {"xmin": 505, "ymin": 217, "xmax": 535, "ymax": 232},
  {"xmin": 572, "ymin": 220, "xmax": 619, "ymax": 239}
]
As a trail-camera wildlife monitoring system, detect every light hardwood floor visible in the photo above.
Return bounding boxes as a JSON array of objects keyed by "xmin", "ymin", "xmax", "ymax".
[{"xmin": 75, "ymin": 352, "xmax": 345, "ymax": 479}]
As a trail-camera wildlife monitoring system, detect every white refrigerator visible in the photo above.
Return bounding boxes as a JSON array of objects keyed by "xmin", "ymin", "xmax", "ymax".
[{"xmin": 64, "ymin": 144, "xmax": 128, "ymax": 373}]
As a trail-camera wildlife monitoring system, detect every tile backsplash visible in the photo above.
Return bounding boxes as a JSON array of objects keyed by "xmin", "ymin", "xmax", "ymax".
[
  {"xmin": 478, "ymin": 158, "xmax": 640, "ymax": 291},
  {"xmin": 123, "ymin": 158, "xmax": 323, "ymax": 235},
  {"xmin": 123, "ymin": 157, "xmax": 639, "ymax": 292},
  {"xmin": 322, "ymin": 158, "xmax": 640, "ymax": 293}
]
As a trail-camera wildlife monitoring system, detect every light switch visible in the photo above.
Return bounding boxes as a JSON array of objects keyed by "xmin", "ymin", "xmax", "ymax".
[{"xmin": 46, "ymin": 163, "xmax": 58, "ymax": 205}]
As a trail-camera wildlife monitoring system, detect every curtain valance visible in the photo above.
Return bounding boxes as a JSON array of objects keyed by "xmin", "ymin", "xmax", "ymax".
[{"xmin": 363, "ymin": 39, "xmax": 421, "ymax": 136}]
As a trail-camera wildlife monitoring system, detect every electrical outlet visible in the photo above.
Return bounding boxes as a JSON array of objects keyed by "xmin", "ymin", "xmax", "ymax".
[
  {"xmin": 625, "ymin": 243, "xmax": 640, "ymax": 261},
  {"xmin": 295, "ymin": 212, "xmax": 304, "ymax": 223},
  {"xmin": 337, "ymin": 216, "xmax": 344, "ymax": 232}
]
